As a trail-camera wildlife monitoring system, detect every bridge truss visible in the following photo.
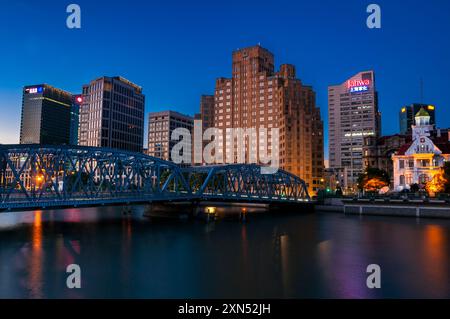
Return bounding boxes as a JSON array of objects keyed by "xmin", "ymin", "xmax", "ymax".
[{"xmin": 0, "ymin": 145, "xmax": 310, "ymax": 210}]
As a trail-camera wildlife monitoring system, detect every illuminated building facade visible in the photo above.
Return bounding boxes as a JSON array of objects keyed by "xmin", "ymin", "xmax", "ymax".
[
  {"xmin": 20, "ymin": 84, "xmax": 73, "ymax": 145},
  {"xmin": 212, "ymin": 45, "xmax": 324, "ymax": 194},
  {"xmin": 147, "ymin": 111, "xmax": 194, "ymax": 162},
  {"xmin": 392, "ymin": 108, "xmax": 450, "ymax": 191},
  {"xmin": 328, "ymin": 71, "xmax": 381, "ymax": 190},
  {"xmin": 79, "ymin": 76, "xmax": 145, "ymax": 152},
  {"xmin": 199, "ymin": 95, "xmax": 215, "ymax": 131},
  {"xmin": 399, "ymin": 103, "xmax": 436, "ymax": 135}
]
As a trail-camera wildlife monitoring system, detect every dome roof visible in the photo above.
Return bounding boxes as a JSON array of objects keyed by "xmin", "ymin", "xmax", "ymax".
[{"xmin": 415, "ymin": 107, "xmax": 430, "ymax": 117}]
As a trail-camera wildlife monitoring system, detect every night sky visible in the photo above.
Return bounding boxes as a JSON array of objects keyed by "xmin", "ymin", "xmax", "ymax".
[{"xmin": 1, "ymin": 0, "xmax": 450, "ymax": 159}]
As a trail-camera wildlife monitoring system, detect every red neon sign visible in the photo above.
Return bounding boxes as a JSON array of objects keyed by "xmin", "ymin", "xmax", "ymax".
[{"xmin": 347, "ymin": 79, "xmax": 370, "ymax": 89}]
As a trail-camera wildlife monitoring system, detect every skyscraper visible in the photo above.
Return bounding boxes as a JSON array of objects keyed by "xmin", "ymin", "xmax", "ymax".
[
  {"xmin": 147, "ymin": 111, "xmax": 194, "ymax": 162},
  {"xmin": 399, "ymin": 104, "xmax": 436, "ymax": 135},
  {"xmin": 199, "ymin": 95, "xmax": 215, "ymax": 132},
  {"xmin": 212, "ymin": 45, "xmax": 324, "ymax": 194},
  {"xmin": 20, "ymin": 84, "xmax": 73, "ymax": 145},
  {"xmin": 79, "ymin": 76, "xmax": 145, "ymax": 153},
  {"xmin": 70, "ymin": 95, "xmax": 83, "ymax": 146},
  {"xmin": 328, "ymin": 71, "xmax": 381, "ymax": 191}
]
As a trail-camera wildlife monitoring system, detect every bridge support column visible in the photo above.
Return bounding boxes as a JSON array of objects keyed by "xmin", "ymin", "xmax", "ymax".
[{"xmin": 143, "ymin": 202, "xmax": 195, "ymax": 220}]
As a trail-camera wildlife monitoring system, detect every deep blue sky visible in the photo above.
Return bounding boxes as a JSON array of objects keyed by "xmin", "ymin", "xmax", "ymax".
[{"xmin": 1, "ymin": 0, "xmax": 450, "ymax": 159}]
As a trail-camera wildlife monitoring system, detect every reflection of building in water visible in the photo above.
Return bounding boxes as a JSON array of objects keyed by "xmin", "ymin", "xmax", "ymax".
[
  {"xmin": 421, "ymin": 225, "xmax": 449, "ymax": 295},
  {"xmin": 29, "ymin": 211, "xmax": 43, "ymax": 299},
  {"xmin": 272, "ymin": 231, "xmax": 291, "ymax": 297}
]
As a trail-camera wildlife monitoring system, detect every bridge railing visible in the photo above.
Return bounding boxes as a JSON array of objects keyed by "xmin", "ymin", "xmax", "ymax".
[
  {"xmin": 0, "ymin": 145, "xmax": 192, "ymax": 209},
  {"xmin": 182, "ymin": 164, "xmax": 310, "ymax": 202},
  {"xmin": 1, "ymin": 145, "xmax": 310, "ymax": 210}
]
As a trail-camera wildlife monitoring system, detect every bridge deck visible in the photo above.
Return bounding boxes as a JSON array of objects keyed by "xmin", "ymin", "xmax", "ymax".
[{"xmin": 0, "ymin": 145, "xmax": 310, "ymax": 211}]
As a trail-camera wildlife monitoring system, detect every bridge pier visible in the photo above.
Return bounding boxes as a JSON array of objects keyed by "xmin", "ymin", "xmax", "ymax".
[
  {"xmin": 122, "ymin": 206, "xmax": 132, "ymax": 215},
  {"xmin": 143, "ymin": 202, "xmax": 196, "ymax": 220}
]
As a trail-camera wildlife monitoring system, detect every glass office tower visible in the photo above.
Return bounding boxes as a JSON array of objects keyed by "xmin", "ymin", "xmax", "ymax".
[{"xmin": 20, "ymin": 84, "xmax": 73, "ymax": 145}]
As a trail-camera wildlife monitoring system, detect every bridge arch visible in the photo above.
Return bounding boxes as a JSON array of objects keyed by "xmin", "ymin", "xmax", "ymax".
[{"xmin": 0, "ymin": 145, "xmax": 310, "ymax": 210}]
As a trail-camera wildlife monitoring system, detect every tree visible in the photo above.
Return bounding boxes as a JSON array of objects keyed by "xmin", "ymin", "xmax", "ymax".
[
  {"xmin": 425, "ymin": 171, "xmax": 447, "ymax": 196},
  {"xmin": 357, "ymin": 168, "xmax": 390, "ymax": 192}
]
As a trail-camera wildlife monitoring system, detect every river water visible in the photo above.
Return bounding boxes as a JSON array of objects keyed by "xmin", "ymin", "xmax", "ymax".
[{"xmin": 0, "ymin": 206, "xmax": 449, "ymax": 299}]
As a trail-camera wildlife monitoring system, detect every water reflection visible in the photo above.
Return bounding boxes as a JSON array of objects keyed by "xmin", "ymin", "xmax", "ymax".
[
  {"xmin": 0, "ymin": 208, "xmax": 449, "ymax": 298},
  {"xmin": 279, "ymin": 234, "xmax": 290, "ymax": 298},
  {"xmin": 421, "ymin": 225, "xmax": 449, "ymax": 296},
  {"xmin": 29, "ymin": 211, "xmax": 43, "ymax": 298}
]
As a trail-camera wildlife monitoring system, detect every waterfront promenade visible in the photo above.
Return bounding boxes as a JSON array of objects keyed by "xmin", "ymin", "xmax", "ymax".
[{"xmin": 316, "ymin": 197, "xmax": 450, "ymax": 219}]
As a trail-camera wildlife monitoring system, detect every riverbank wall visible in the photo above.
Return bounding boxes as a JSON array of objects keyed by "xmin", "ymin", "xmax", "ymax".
[{"xmin": 316, "ymin": 198, "xmax": 450, "ymax": 219}]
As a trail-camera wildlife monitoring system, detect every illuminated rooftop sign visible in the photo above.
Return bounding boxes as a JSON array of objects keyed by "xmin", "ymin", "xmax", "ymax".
[
  {"xmin": 348, "ymin": 79, "xmax": 371, "ymax": 93},
  {"xmin": 25, "ymin": 87, "xmax": 43, "ymax": 94}
]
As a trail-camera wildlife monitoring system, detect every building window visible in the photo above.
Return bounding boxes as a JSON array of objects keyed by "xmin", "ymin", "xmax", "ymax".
[
  {"xmin": 420, "ymin": 159, "xmax": 430, "ymax": 167},
  {"xmin": 406, "ymin": 175, "xmax": 412, "ymax": 185},
  {"xmin": 399, "ymin": 160, "xmax": 405, "ymax": 169},
  {"xmin": 400, "ymin": 175, "xmax": 405, "ymax": 185}
]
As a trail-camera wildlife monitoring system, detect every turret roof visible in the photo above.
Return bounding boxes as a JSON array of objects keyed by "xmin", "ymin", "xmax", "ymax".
[{"xmin": 416, "ymin": 107, "xmax": 430, "ymax": 117}]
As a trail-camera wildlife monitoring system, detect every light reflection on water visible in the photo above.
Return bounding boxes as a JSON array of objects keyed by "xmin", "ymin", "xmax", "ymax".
[{"xmin": 0, "ymin": 206, "xmax": 449, "ymax": 299}]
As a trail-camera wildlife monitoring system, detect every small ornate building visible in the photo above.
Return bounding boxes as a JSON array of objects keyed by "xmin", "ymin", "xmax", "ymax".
[{"xmin": 392, "ymin": 108, "xmax": 450, "ymax": 191}]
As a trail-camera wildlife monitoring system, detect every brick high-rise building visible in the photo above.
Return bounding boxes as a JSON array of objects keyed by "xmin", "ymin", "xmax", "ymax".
[
  {"xmin": 192, "ymin": 95, "xmax": 215, "ymax": 165},
  {"xmin": 199, "ymin": 95, "xmax": 215, "ymax": 131},
  {"xmin": 211, "ymin": 45, "xmax": 324, "ymax": 194},
  {"xmin": 79, "ymin": 76, "xmax": 145, "ymax": 153},
  {"xmin": 328, "ymin": 71, "xmax": 381, "ymax": 191}
]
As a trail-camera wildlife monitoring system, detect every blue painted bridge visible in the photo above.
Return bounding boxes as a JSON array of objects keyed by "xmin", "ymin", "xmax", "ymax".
[{"xmin": 0, "ymin": 145, "xmax": 310, "ymax": 211}]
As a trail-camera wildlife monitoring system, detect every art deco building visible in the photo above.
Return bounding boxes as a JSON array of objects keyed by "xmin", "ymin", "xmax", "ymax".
[
  {"xmin": 211, "ymin": 45, "xmax": 324, "ymax": 194},
  {"xmin": 79, "ymin": 76, "xmax": 145, "ymax": 152},
  {"xmin": 328, "ymin": 71, "xmax": 381, "ymax": 191}
]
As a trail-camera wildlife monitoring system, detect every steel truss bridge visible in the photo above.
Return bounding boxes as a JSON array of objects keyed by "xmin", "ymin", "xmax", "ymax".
[{"xmin": 0, "ymin": 145, "xmax": 310, "ymax": 211}]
